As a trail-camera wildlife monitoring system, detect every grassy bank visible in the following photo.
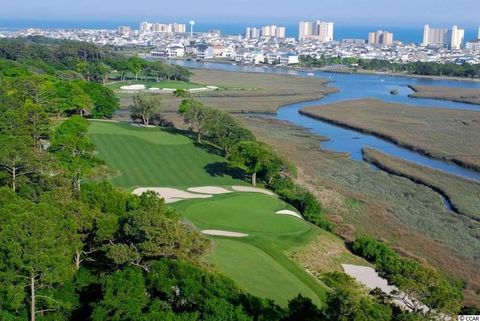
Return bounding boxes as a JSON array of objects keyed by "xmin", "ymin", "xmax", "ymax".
[
  {"xmin": 240, "ymin": 115, "xmax": 480, "ymax": 307},
  {"xmin": 408, "ymin": 85, "xmax": 480, "ymax": 105},
  {"xmin": 300, "ymin": 98, "xmax": 480, "ymax": 171},
  {"xmin": 117, "ymin": 68, "xmax": 337, "ymax": 113},
  {"xmin": 362, "ymin": 147, "xmax": 480, "ymax": 222}
]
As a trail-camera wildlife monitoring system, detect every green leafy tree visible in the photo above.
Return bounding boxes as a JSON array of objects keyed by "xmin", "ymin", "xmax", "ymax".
[
  {"xmin": 229, "ymin": 141, "xmax": 277, "ymax": 186},
  {"xmin": 105, "ymin": 193, "xmax": 210, "ymax": 270},
  {"xmin": 205, "ymin": 110, "xmax": 255, "ymax": 156},
  {"xmin": 126, "ymin": 57, "xmax": 145, "ymax": 81},
  {"xmin": 79, "ymin": 81, "xmax": 119, "ymax": 118},
  {"xmin": 49, "ymin": 116, "xmax": 99, "ymax": 193},
  {"xmin": 0, "ymin": 189, "xmax": 76, "ymax": 321},
  {"xmin": 91, "ymin": 267, "xmax": 148, "ymax": 321},
  {"xmin": 322, "ymin": 272, "xmax": 392, "ymax": 321},
  {"xmin": 179, "ymin": 99, "xmax": 210, "ymax": 143},
  {"xmin": 130, "ymin": 94, "xmax": 164, "ymax": 126}
]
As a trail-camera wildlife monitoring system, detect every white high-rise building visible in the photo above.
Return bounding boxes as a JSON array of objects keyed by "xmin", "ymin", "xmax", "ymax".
[
  {"xmin": 299, "ymin": 20, "xmax": 334, "ymax": 41},
  {"xmin": 246, "ymin": 25, "xmax": 285, "ymax": 39},
  {"xmin": 422, "ymin": 25, "xmax": 465, "ymax": 49},
  {"xmin": 276, "ymin": 27, "xmax": 286, "ymax": 39},
  {"xmin": 368, "ymin": 30, "xmax": 394, "ymax": 46},
  {"xmin": 245, "ymin": 27, "xmax": 261, "ymax": 39},
  {"xmin": 299, "ymin": 21, "xmax": 314, "ymax": 40},
  {"xmin": 316, "ymin": 21, "xmax": 334, "ymax": 42},
  {"xmin": 139, "ymin": 21, "xmax": 186, "ymax": 34},
  {"xmin": 450, "ymin": 25, "xmax": 465, "ymax": 50}
]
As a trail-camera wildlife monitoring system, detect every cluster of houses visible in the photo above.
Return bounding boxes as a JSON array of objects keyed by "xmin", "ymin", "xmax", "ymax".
[
  {"xmin": 3, "ymin": 27, "xmax": 480, "ymax": 66},
  {"xmin": 149, "ymin": 42, "xmax": 299, "ymax": 65}
]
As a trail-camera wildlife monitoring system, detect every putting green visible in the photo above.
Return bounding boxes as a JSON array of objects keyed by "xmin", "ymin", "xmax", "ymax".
[
  {"xmin": 175, "ymin": 193, "xmax": 308, "ymax": 235},
  {"xmin": 88, "ymin": 121, "xmax": 247, "ymax": 189},
  {"xmin": 172, "ymin": 193, "xmax": 327, "ymax": 306}
]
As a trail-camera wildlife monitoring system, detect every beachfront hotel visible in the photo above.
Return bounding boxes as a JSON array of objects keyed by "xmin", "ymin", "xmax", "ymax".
[
  {"xmin": 139, "ymin": 21, "xmax": 186, "ymax": 34},
  {"xmin": 299, "ymin": 21, "xmax": 334, "ymax": 41},
  {"xmin": 422, "ymin": 25, "xmax": 464, "ymax": 49},
  {"xmin": 368, "ymin": 30, "xmax": 394, "ymax": 46},
  {"xmin": 245, "ymin": 25, "xmax": 286, "ymax": 39}
]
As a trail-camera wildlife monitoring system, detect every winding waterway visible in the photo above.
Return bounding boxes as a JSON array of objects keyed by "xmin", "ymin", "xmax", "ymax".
[{"xmin": 175, "ymin": 60, "xmax": 480, "ymax": 182}]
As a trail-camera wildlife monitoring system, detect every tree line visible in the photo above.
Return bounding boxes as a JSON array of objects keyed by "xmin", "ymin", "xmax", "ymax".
[
  {"xmin": 0, "ymin": 37, "xmax": 192, "ymax": 84},
  {"xmin": 300, "ymin": 55, "xmax": 480, "ymax": 78}
]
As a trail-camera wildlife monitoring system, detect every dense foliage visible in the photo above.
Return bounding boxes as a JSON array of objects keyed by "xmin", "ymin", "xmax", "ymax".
[
  {"xmin": 300, "ymin": 55, "xmax": 480, "ymax": 78},
  {"xmin": 352, "ymin": 237, "xmax": 463, "ymax": 315}
]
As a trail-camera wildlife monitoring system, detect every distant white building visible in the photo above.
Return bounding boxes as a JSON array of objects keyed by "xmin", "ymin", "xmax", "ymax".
[
  {"xmin": 279, "ymin": 53, "xmax": 299, "ymax": 65},
  {"xmin": 117, "ymin": 26, "xmax": 131, "ymax": 36},
  {"xmin": 166, "ymin": 45, "xmax": 185, "ymax": 58},
  {"xmin": 245, "ymin": 25, "xmax": 286, "ymax": 39},
  {"xmin": 368, "ymin": 30, "xmax": 394, "ymax": 46},
  {"xmin": 299, "ymin": 21, "xmax": 334, "ymax": 42},
  {"xmin": 422, "ymin": 25, "xmax": 464, "ymax": 49},
  {"xmin": 140, "ymin": 21, "xmax": 186, "ymax": 34},
  {"xmin": 245, "ymin": 27, "xmax": 261, "ymax": 39},
  {"xmin": 195, "ymin": 44, "xmax": 214, "ymax": 60},
  {"xmin": 466, "ymin": 40, "xmax": 480, "ymax": 51}
]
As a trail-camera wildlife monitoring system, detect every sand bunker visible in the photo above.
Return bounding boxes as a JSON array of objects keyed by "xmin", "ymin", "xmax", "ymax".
[
  {"xmin": 187, "ymin": 186, "xmax": 232, "ymax": 194},
  {"xmin": 276, "ymin": 210, "xmax": 304, "ymax": 220},
  {"xmin": 130, "ymin": 123, "xmax": 156, "ymax": 128},
  {"xmin": 132, "ymin": 187, "xmax": 212, "ymax": 203},
  {"xmin": 342, "ymin": 264, "xmax": 428, "ymax": 312},
  {"xmin": 231, "ymin": 186, "xmax": 275, "ymax": 196},
  {"xmin": 342, "ymin": 264, "xmax": 396, "ymax": 294},
  {"xmin": 202, "ymin": 230, "xmax": 249, "ymax": 237},
  {"xmin": 120, "ymin": 84, "xmax": 146, "ymax": 90}
]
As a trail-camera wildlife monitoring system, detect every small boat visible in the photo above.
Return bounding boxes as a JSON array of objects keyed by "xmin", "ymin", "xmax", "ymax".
[
  {"xmin": 307, "ymin": 72, "xmax": 315, "ymax": 76},
  {"xmin": 231, "ymin": 63, "xmax": 237, "ymax": 66}
]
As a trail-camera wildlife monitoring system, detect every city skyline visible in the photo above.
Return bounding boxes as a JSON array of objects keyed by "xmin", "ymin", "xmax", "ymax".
[{"xmin": 1, "ymin": 0, "xmax": 479, "ymax": 26}]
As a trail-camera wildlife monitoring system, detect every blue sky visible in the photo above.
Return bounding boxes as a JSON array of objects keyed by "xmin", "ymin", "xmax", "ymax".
[{"xmin": 1, "ymin": 0, "xmax": 479, "ymax": 27}]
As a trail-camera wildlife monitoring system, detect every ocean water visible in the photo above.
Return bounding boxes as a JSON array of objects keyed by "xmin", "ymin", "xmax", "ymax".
[{"xmin": 0, "ymin": 19, "xmax": 478, "ymax": 44}]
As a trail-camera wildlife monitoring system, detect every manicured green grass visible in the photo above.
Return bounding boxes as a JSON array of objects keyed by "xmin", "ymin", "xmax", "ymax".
[
  {"xmin": 89, "ymin": 121, "xmax": 328, "ymax": 306},
  {"xmin": 175, "ymin": 193, "xmax": 308, "ymax": 235},
  {"xmin": 88, "ymin": 121, "xmax": 247, "ymax": 190},
  {"xmin": 106, "ymin": 80, "xmax": 207, "ymax": 91},
  {"xmin": 173, "ymin": 193, "xmax": 328, "ymax": 306},
  {"xmin": 211, "ymin": 238, "xmax": 322, "ymax": 306}
]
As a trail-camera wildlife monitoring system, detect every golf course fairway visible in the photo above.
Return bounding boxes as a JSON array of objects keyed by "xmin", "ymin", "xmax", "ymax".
[{"xmin": 88, "ymin": 120, "xmax": 328, "ymax": 306}]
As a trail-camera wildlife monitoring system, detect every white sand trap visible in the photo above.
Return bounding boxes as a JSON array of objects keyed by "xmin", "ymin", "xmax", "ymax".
[
  {"xmin": 187, "ymin": 186, "xmax": 232, "ymax": 194},
  {"xmin": 276, "ymin": 210, "xmax": 304, "ymax": 220},
  {"xmin": 202, "ymin": 230, "xmax": 249, "ymax": 237},
  {"xmin": 231, "ymin": 186, "xmax": 275, "ymax": 196},
  {"xmin": 342, "ymin": 264, "xmax": 397, "ymax": 294},
  {"xmin": 130, "ymin": 123, "xmax": 156, "ymax": 128},
  {"xmin": 341, "ymin": 264, "xmax": 428, "ymax": 312},
  {"xmin": 120, "ymin": 84, "xmax": 146, "ymax": 90},
  {"xmin": 132, "ymin": 187, "xmax": 212, "ymax": 203},
  {"xmin": 206, "ymin": 86, "xmax": 219, "ymax": 90}
]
